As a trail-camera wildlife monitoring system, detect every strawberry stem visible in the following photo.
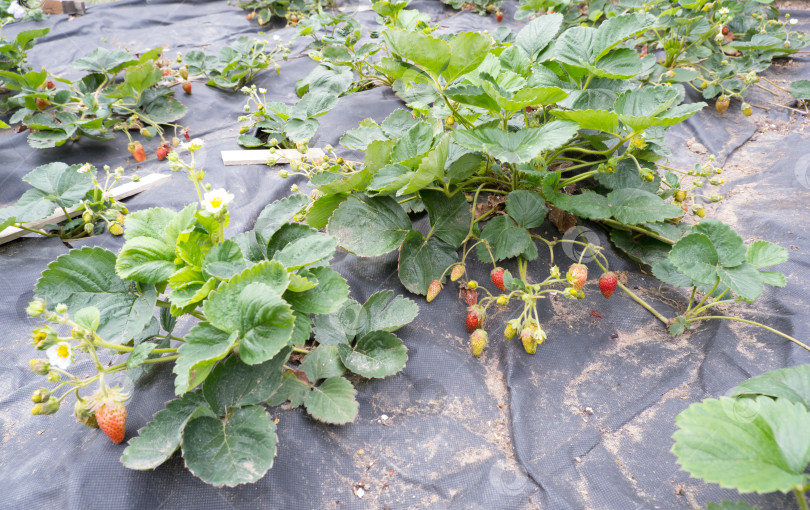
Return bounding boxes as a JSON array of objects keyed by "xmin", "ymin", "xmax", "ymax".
[{"xmin": 690, "ymin": 316, "xmax": 810, "ymax": 353}]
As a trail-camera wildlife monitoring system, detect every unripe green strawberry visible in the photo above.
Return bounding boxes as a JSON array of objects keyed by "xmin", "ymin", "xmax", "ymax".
[
  {"xmin": 30, "ymin": 359, "xmax": 50, "ymax": 374},
  {"xmin": 674, "ymin": 190, "xmax": 687, "ymax": 202},
  {"xmin": 504, "ymin": 319, "xmax": 520, "ymax": 341},
  {"xmin": 695, "ymin": 207, "xmax": 706, "ymax": 218},
  {"xmin": 426, "ymin": 280, "xmax": 442, "ymax": 302},
  {"xmin": 82, "ymin": 211, "xmax": 93, "ymax": 223},
  {"xmin": 566, "ymin": 263, "xmax": 588, "ymax": 290},
  {"xmin": 521, "ymin": 332, "xmax": 536, "ymax": 355},
  {"xmin": 598, "ymin": 272, "xmax": 618, "ymax": 298},
  {"xmin": 496, "ymin": 295, "xmax": 508, "ymax": 306},
  {"xmin": 741, "ymin": 102, "xmax": 752, "ymax": 116},
  {"xmin": 31, "ymin": 397, "xmax": 60, "ymax": 415},
  {"xmin": 109, "ymin": 222, "xmax": 124, "ymax": 236},
  {"xmin": 450, "ymin": 264, "xmax": 465, "ymax": 282},
  {"xmin": 716, "ymin": 96, "xmax": 730, "ymax": 114},
  {"xmin": 31, "ymin": 388, "xmax": 50, "ymax": 403},
  {"xmin": 470, "ymin": 329, "xmax": 487, "ymax": 357},
  {"xmin": 490, "ymin": 267, "xmax": 506, "ymax": 291},
  {"xmin": 75, "ymin": 398, "xmax": 98, "ymax": 428},
  {"xmin": 467, "ymin": 280, "xmax": 478, "ymax": 290}
]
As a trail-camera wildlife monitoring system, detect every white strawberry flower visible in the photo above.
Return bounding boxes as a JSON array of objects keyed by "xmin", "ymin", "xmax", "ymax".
[
  {"xmin": 182, "ymin": 138, "xmax": 204, "ymax": 152},
  {"xmin": 46, "ymin": 342, "xmax": 73, "ymax": 369},
  {"xmin": 202, "ymin": 189, "xmax": 234, "ymax": 214},
  {"xmin": 7, "ymin": 1, "xmax": 25, "ymax": 19}
]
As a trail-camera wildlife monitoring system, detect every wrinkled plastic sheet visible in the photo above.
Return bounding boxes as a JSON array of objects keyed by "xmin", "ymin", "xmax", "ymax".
[{"xmin": 1, "ymin": 1, "xmax": 810, "ymax": 509}]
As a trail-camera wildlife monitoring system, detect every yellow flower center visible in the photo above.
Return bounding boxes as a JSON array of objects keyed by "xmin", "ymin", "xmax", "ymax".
[
  {"xmin": 57, "ymin": 344, "xmax": 70, "ymax": 359},
  {"xmin": 211, "ymin": 197, "xmax": 222, "ymax": 208}
]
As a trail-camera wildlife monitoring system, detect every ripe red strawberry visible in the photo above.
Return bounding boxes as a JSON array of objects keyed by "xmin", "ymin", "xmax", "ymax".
[
  {"xmin": 721, "ymin": 26, "xmax": 729, "ymax": 36},
  {"xmin": 496, "ymin": 11, "xmax": 503, "ymax": 22},
  {"xmin": 490, "ymin": 267, "xmax": 506, "ymax": 292},
  {"xmin": 35, "ymin": 97, "xmax": 50, "ymax": 110},
  {"xmin": 466, "ymin": 306, "xmax": 485, "ymax": 332},
  {"xmin": 470, "ymin": 329, "xmax": 488, "ymax": 357},
  {"xmin": 95, "ymin": 401, "xmax": 126, "ymax": 444},
  {"xmin": 598, "ymin": 272, "xmax": 618, "ymax": 298},
  {"xmin": 183, "ymin": 129, "xmax": 191, "ymax": 141},
  {"xmin": 182, "ymin": 81, "xmax": 192, "ymax": 94},
  {"xmin": 426, "ymin": 280, "xmax": 442, "ymax": 302},
  {"xmin": 162, "ymin": 68, "xmax": 171, "ymax": 77},
  {"xmin": 128, "ymin": 141, "xmax": 146, "ymax": 162},
  {"xmin": 156, "ymin": 145, "xmax": 169, "ymax": 161},
  {"xmin": 46, "ymin": 80, "xmax": 55, "ymax": 90},
  {"xmin": 566, "ymin": 263, "xmax": 588, "ymax": 290}
]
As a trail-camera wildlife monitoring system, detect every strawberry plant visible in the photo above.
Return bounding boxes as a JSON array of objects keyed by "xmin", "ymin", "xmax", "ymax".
[
  {"xmin": 25, "ymin": 141, "xmax": 417, "ymax": 486},
  {"xmin": 0, "ymin": 162, "xmax": 136, "ymax": 239},
  {"xmin": 237, "ymin": 0, "xmax": 333, "ymax": 26},
  {"xmin": 673, "ymin": 364, "xmax": 810, "ymax": 510},
  {"xmin": 182, "ymin": 35, "xmax": 292, "ymax": 91},
  {"xmin": 0, "ymin": 46, "xmax": 189, "ymax": 152},
  {"xmin": 515, "ymin": 0, "xmax": 805, "ymax": 112},
  {"xmin": 281, "ymin": 11, "xmax": 807, "ymax": 357},
  {"xmin": 237, "ymin": 75, "xmax": 348, "ymax": 148}
]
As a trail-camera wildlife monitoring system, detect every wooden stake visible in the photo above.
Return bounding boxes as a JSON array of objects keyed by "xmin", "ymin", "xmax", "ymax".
[
  {"xmin": 41, "ymin": 0, "xmax": 86, "ymax": 15},
  {"xmin": 0, "ymin": 173, "xmax": 171, "ymax": 246},
  {"xmin": 220, "ymin": 148, "xmax": 326, "ymax": 166}
]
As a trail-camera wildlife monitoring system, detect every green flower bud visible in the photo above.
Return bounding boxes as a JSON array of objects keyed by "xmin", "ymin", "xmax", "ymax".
[
  {"xmin": 30, "ymin": 359, "xmax": 50, "ymax": 375},
  {"xmin": 26, "ymin": 299, "xmax": 47, "ymax": 318}
]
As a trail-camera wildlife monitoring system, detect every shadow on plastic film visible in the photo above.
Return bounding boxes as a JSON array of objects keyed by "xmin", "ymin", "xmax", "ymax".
[{"xmin": 794, "ymin": 153, "xmax": 810, "ymax": 190}]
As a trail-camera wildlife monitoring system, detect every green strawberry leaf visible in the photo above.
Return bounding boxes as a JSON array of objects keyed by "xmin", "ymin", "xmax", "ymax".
[
  {"xmin": 122, "ymin": 391, "xmax": 215, "ymax": 470},
  {"xmin": 476, "ymin": 216, "xmax": 532, "ymax": 263},
  {"xmin": 717, "ymin": 263, "xmax": 764, "ymax": 301},
  {"xmin": 36, "ymin": 247, "xmax": 156, "ymax": 344},
  {"xmin": 173, "ymin": 322, "xmax": 238, "ymax": 395},
  {"xmin": 205, "ymin": 282, "xmax": 295, "ymax": 365},
  {"xmin": 182, "ymin": 405, "xmax": 278, "ymax": 487},
  {"xmin": 421, "ymin": 189, "xmax": 470, "ymax": 248},
  {"xmin": 606, "ymin": 188, "xmax": 684, "ymax": 225},
  {"xmin": 201, "ymin": 348, "xmax": 291, "ymax": 415},
  {"xmin": 746, "ymin": 240, "xmax": 789, "ymax": 269},
  {"xmin": 515, "ymin": 13, "xmax": 564, "ymax": 60},
  {"xmin": 691, "ymin": 220, "xmax": 746, "ymax": 267},
  {"xmin": 328, "ymin": 195, "xmax": 412, "ymax": 257},
  {"xmin": 337, "ymin": 331, "xmax": 407, "ymax": 379},
  {"xmin": 303, "ymin": 376, "xmax": 359, "ymax": 425},
  {"xmin": 284, "ymin": 266, "xmax": 349, "ymax": 315},
  {"xmin": 301, "ymin": 345, "xmax": 345, "ymax": 382},
  {"xmin": 505, "ymin": 190, "xmax": 546, "ymax": 229},
  {"xmin": 706, "ymin": 501, "xmax": 759, "ymax": 510},
  {"xmin": 398, "ymin": 230, "xmax": 458, "ymax": 295},
  {"xmin": 254, "ymin": 194, "xmax": 309, "ymax": 248},
  {"xmin": 672, "ymin": 396, "xmax": 810, "ymax": 494},
  {"xmin": 669, "ymin": 233, "xmax": 719, "ymax": 286},
  {"xmin": 732, "ymin": 365, "xmax": 810, "ymax": 411},
  {"xmin": 357, "ymin": 290, "xmax": 418, "ymax": 338},
  {"xmin": 452, "ymin": 122, "xmax": 578, "ymax": 164}
]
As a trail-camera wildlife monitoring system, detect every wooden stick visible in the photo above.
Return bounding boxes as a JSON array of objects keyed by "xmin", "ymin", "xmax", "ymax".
[
  {"xmin": 0, "ymin": 173, "xmax": 171, "ymax": 246},
  {"xmin": 220, "ymin": 148, "xmax": 326, "ymax": 166}
]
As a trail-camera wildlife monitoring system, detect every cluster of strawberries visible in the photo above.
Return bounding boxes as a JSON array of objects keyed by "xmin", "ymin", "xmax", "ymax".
[{"xmin": 426, "ymin": 262, "xmax": 619, "ymax": 358}]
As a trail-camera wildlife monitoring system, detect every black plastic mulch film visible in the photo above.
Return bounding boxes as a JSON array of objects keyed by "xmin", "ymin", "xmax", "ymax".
[{"xmin": 1, "ymin": 1, "xmax": 808, "ymax": 509}]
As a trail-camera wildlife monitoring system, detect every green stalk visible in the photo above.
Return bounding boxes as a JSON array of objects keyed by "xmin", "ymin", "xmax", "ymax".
[
  {"xmin": 690, "ymin": 316, "xmax": 810, "ymax": 353},
  {"xmin": 795, "ymin": 488, "xmax": 810, "ymax": 510}
]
